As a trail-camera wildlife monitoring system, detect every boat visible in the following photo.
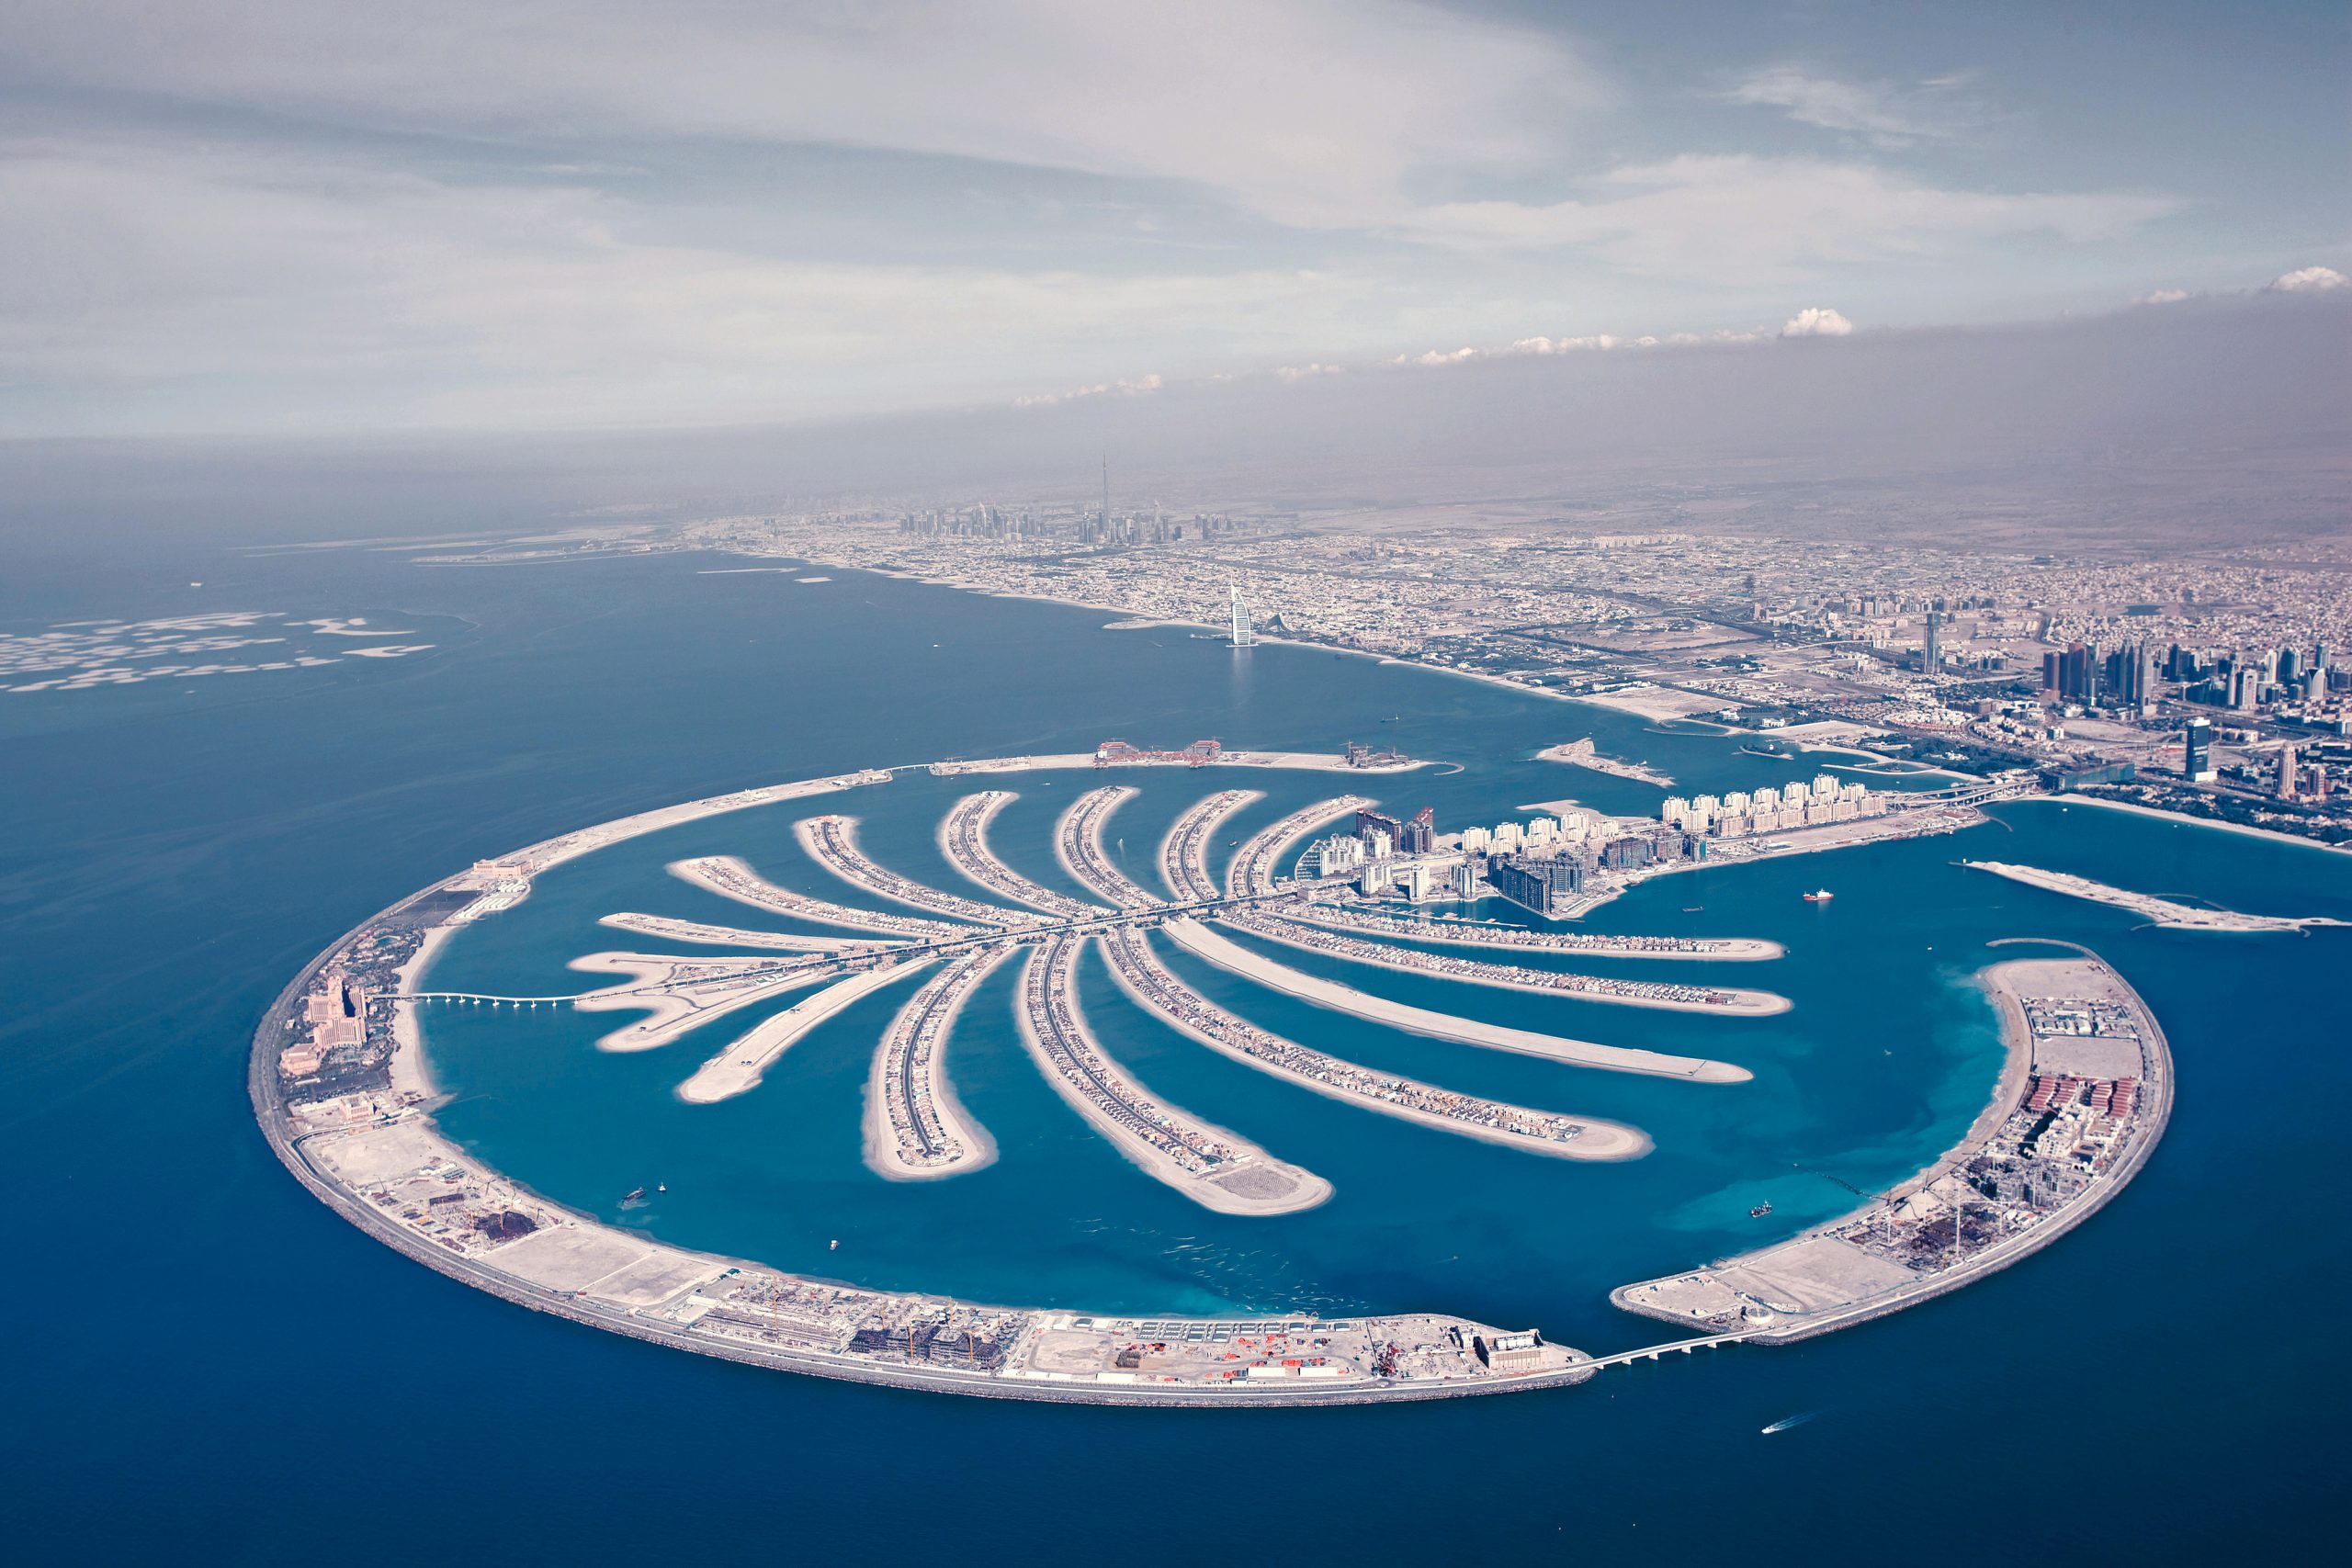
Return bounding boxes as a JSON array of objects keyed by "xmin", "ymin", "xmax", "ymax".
[
  {"xmin": 1804, "ymin": 888, "xmax": 1834, "ymax": 902},
  {"xmin": 620, "ymin": 1186, "xmax": 647, "ymax": 1207},
  {"xmin": 1682, "ymin": 906, "xmax": 1703, "ymax": 913},
  {"xmin": 1749, "ymin": 1201, "xmax": 1773, "ymax": 1218},
  {"xmin": 1761, "ymin": 1412, "xmax": 1815, "ymax": 1435}
]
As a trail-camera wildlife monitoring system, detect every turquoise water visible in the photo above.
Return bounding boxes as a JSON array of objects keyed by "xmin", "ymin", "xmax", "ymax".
[{"xmin": 5, "ymin": 541, "xmax": 2345, "ymax": 1561}]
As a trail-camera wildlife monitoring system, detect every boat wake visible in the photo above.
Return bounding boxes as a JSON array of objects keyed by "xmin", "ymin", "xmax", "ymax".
[{"xmin": 1761, "ymin": 1411, "xmax": 1817, "ymax": 1435}]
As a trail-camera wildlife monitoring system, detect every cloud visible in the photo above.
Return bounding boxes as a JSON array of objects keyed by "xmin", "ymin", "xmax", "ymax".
[
  {"xmin": 0, "ymin": 135, "xmax": 1394, "ymax": 430},
  {"xmin": 2267, "ymin": 265, "xmax": 2348, "ymax": 294},
  {"xmin": 1012, "ymin": 373, "xmax": 1163, "ymax": 408},
  {"xmin": 1781, "ymin": 307, "xmax": 1854, "ymax": 338},
  {"xmin": 1399, "ymin": 156, "xmax": 2176, "ymax": 276},
  {"xmin": 1274, "ymin": 362, "xmax": 1342, "ymax": 380},
  {"xmin": 2136, "ymin": 288, "xmax": 2192, "ymax": 305},
  {"xmin": 0, "ymin": 0, "xmax": 1605, "ymax": 233},
  {"xmin": 1510, "ymin": 334, "xmax": 1616, "ymax": 354},
  {"xmin": 1724, "ymin": 64, "xmax": 1981, "ymax": 147},
  {"xmin": 1397, "ymin": 346, "xmax": 1478, "ymax": 366}
]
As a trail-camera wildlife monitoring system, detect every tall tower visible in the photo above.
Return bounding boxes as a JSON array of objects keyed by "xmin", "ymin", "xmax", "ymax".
[
  {"xmin": 2184, "ymin": 716, "xmax": 2215, "ymax": 782},
  {"xmin": 1922, "ymin": 611, "xmax": 1941, "ymax": 675},
  {"xmin": 1229, "ymin": 587, "xmax": 1255, "ymax": 648}
]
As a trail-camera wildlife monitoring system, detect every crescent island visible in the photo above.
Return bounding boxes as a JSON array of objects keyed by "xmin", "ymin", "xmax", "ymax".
[{"xmin": 251, "ymin": 746, "xmax": 2171, "ymax": 1404}]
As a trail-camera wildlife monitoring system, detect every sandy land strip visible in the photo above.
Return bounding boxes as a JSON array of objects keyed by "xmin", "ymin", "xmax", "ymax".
[
  {"xmin": 1215, "ymin": 750, "xmax": 1427, "ymax": 774},
  {"xmin": 1536, "ymin": 739, "xmax": 1675, "ymax": 787},
  {"xmin": 1221, "ymin": 912, "xmax": 1789, "ymax": 1016},
  {"xmin": 1551, "ymin": 684, "xmax": 1731, "ymax": 724},
  {"xmin": 2041, "ymin": 794, "xmax": 2352, "ymax": 853},
  {"xmin": 672, "ymin": 855, "xmax": 963, "ymax": 940},
  {"xmin": 1277, "ymin": 904, "xmax": 1783, "ymax": 961},
  {"xmin": 601, "ymin": 912, "xmax": 902, "ymax": 953},
  {"xmin": 1159, "ymin": 788, "xmax": 1262, "ymax": 902},
  {"xmin": 940, "ymin": 790, "xmax": 1107, "ymax": 918},
  {"xmin": 863, "ymin": 947, "xmax": 1016, "ymax": 1180},
  {"xmin": 922, "ymin": 752, "xmax": 1097, "ymax": 776},
  {"xmin": 1054, "ymin": 785, "xmax": 1160, "ymax": 908},
  {"xmin": 678, "ymin": 959, "xmax": 936, "ymax": 1104},
  {"xmin": 797, "ymin": 814, "xmax": 1037, "ymax": 927},
  {"xmin": 1096, "ymin": 929, "xmax": 1649, "ymax": 1160},
  {"xmin": 1962, "ymin": 860, "xmax": 2347, "ymax": 932},
  {"xmin": 1162, "ymin": 919, "xmax": 1749, "ymax": 1082},
  {"xmin": 513, "ymin": 773, "xmax": 881, "ymax": 874},
  {"xmin": 1014, "ymin": 943, "xmax": 1332, "ymax": 1215},
  {"xmin": 568, "ymin": 953, "xmax": 833, "ymax": 1053}
]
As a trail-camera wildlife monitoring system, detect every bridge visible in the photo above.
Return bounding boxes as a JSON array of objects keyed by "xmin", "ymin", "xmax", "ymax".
[{"xmin": 1566, "ymin": 1329, "xmax": 1758, "ymax": 1372}]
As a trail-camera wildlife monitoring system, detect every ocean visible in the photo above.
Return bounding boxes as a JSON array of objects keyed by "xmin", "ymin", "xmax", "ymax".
[{"xmin": 3, "ymin": 536, "xmax": 2343, "ymax": 1562}]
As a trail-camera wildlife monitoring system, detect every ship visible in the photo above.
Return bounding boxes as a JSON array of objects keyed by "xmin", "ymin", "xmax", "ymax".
[
  {"xmin": 1804, "ymin": 888, "xmax": 1834, "ymax": 902},
  {"xmin": 1748, "ymin": 1201, "xmax": 1773, "ymax": 1218},
  {"xmin": 620, "ymin": 1186, "xmax": 648, "ymax": 1207}
]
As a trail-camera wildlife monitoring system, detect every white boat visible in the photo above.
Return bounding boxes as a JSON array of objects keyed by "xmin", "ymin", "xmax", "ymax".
[{"xmin": 1803, "ymin": 888, "xmax": 1834, "ymax": 903}]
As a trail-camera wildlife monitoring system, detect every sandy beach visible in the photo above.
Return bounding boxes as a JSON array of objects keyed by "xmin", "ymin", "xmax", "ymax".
[
  {"xmin": 385, "ymin": 920, "xmax": 461, "ymax": 1100},
  {"xmin": 1535, "ymin": 738, "xmax": 1675, "ymax": 787},
  {"xmin": 569, "ymin": 953, "xmax": 831, "ymax": 1053},
  {"xmin": 2041, "ymin": 793, "xmax": 2352, "ymax": 853},
  {"xmin": 678, "ymin": 959, "xmax": 935, "ymax": 1104},
  {"xmin": 1962, "ymin": 859, "xmax": 2347, "ymax": 931}
]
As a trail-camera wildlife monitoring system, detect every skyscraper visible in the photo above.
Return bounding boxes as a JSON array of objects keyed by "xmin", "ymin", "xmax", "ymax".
[
  {"xmin": 1401, "ymin": 806, "xmax": 1435, "ymax": 854},
  {"xmin": 1228, "ymin": 587, "xmax": 1255, "ymax": 649},
  {"xmin": 2185, "ymin": 716, "xmax": 2215, "ymax": 782},
  {"xmin": 1922, "ymin": 611, "xmax": 1941, "ymax": 674}
]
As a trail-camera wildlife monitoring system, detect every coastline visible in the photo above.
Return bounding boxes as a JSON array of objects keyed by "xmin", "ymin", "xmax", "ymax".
[{"xmin": 2039, "ymin": 793, "xmax": 2352, "ymax": 853}]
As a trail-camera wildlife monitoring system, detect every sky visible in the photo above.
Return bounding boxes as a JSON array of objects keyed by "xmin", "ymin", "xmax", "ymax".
[{"xmin": 0, "ymin": 0, "xmax": 2345, "ymax": 438}]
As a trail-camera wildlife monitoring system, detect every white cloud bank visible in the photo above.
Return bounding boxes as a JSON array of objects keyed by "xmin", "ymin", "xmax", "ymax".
[
  {"xmin": 1781, "ymin": 307, "xmax": 1855, "ymax": 338},
  {"xmin": 2268, "ymin": 265, "xmax": 2348, "ymax": 294}
]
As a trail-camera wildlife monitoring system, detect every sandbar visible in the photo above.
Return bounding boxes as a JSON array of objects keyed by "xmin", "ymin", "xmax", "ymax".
[
  {"xmin": 863, "ymin": 945, "xmax": 1016, "ymax": 1179},
  {"xmin": 1221, "ymin": 910, "xmax": 1789, "ymax": 1015},
  {"xmin": 1161, "ymin": 919, "xmax": 1749, "ymax": 1081},
  {"xmin": 1015, "ymin": 939, "xmax": 1331, "ymax": 1215},
  {"xmin": 568, "ymin": 952, "xmax": 834, "ymax": 1053},
  {"xmin": 678, "ymin": 959, "xmax": 936, "ymax": 1103}
]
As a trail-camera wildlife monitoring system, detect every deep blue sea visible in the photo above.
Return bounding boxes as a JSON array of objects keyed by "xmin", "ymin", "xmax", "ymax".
[{"xmin": 3, "ymin": 538, "xmax": 2344, "ymax": 1562}]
